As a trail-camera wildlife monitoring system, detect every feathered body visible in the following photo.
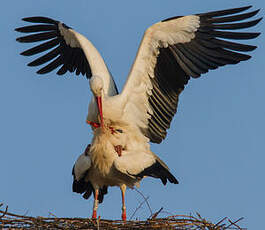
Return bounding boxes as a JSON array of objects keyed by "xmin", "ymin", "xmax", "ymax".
[{"xmin": 73, "ymin": 122, "xmax": 177, "ymax": 191}]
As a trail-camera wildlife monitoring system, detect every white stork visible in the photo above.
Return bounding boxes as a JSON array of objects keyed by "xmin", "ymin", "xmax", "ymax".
[{"xmin": 16, "ymin": 6, "xmax": 262, "ymax": 220}]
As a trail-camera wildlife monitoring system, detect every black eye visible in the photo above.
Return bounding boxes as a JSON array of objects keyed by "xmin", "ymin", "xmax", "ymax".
[{"xmin": 116, "ymin": 129, "xmax": 123, "ymax": 133}]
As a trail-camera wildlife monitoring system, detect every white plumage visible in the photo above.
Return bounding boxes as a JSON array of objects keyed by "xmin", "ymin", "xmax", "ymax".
[{"xmin": 16, "ymin": 5, "xmax": 262, "ymax": 220}]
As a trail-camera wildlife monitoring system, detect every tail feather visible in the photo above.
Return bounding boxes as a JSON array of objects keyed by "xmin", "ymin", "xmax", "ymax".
[
  {"xmin": 72, "ymin": 166, "xmax": 108, "ymax": 203},
  {"xmin": 72, "ymin": 179, "xmax": 108, "ymax": 203},
  {"xmin": 136, "ymin": 160, "xmax": 179, "ymax": 185},
  {"xmin": 97, "ymin": 186, "xmax": 108, "ymax": 203}
]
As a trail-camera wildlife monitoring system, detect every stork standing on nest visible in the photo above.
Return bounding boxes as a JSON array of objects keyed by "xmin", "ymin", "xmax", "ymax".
[{"xmin": 15, "ymin": 6, "xmax": 262, "ymax": 220}]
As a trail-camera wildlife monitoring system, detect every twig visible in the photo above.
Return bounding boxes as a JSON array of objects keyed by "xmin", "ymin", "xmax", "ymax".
[
  {"xmin": 149, "ymin": 207, "xmax": 163, "ymax": 220},
  {"xmin": 226, "ymin": 217, "xmax": 244, "ymax": 230},
  {"xmin": 129, "ymin": 196, "xmax": 150, "ymax": 220},
  {"xmin": 48, "ymin": 212, "xmax": 58, "ymax": 218},
  {"xmin": 134, "ymin": 188, "xmax": 153, "ymax": 216},
  {"xmin": 0, "ymin": 205, "xmax": 8, "ymax": 218},
  {"xmin": 214, "ymin": 216, "xmax": 227, "ymax": 227}
]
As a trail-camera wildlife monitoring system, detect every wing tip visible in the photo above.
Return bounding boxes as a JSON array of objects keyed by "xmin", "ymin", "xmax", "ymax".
[
  {"xmin": 36, "ymin": 69, "xmax": 46, "ymax": 75},
  {"xmin": 198, "ymin": 5, "xmax": 254, "ymax": 18},
  {"xmin": 254, "ymin": 17, "xmax": 263, "ymax": 25},
  {"xmin": 227, "ymin": 5, "xmax": 253, "ymax": 12},
  {"xmin": 22, "ymin": 17, "xmax": 31, "ymax": 21},
  {"xmin": 251, "ymin": 32, "xmax": 261, "ymax": 39},
  {"xmin": 14, "ymin": 27, "xmax": 22, "ymax": 32},
  {"xmin": 16, "ymin": 37, "xmax": 23, "ymax": 43},
  {"xmin": 27, "ymin": 62, "xmax": 36, "ymax": 67},
  {"xmin": 21, "ymin": 16, "xmax": 58, "ymax": 25},
  {"xmin": 243, "ymin": 5, "xmax": 253, "ymax": 10},
  {"xmin": 257, "ymin": 17, "xmax": 263, "ymax": 24},
  {"xmin": 21, "ymin": 17, "xmax": 40, "ymax": 22},
  {"xmin": 20, "ymin": 50, "xmax": 28, "ymax": 56},
  {"xmin": 248, "ymin": 9, "xmax": 261, "ymax": 18}
]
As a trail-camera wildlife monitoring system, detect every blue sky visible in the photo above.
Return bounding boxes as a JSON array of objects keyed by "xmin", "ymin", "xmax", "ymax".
[{"xmin": 1, "ymin": 0, "xmax": 264, "ymax": 228}]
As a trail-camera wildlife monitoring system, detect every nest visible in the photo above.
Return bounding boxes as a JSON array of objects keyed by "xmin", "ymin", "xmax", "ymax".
[{"xmin": 0, "ymin": 204, "xmax": 244, "ymax": 230}]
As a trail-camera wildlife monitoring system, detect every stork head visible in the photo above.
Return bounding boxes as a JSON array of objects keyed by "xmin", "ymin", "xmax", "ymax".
[
  {"xmin": 89, "ymin": 75, "xmax": 104, "ymax": 128},
  {"xmin": 90, "ymin": 75, "xmax": 104, "ymax": 97}
]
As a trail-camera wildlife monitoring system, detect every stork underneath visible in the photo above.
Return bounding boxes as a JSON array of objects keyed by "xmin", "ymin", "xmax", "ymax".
[
  {"xmin": 72, "ymin": 127, "xmax": 178, "ymax": 220},
  {"xmin": 15, "ymin": 5, "xmax": 262, "ymax": 221}
]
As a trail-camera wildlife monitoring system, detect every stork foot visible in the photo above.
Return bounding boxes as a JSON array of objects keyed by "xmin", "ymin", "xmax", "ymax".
[
  {"xmin": 92, "ymin": 210, "xmax": 97, "ymax": 219},
  {"xmin": 122, "ymin": 211, "xmax": 126, "ymax": 221}
]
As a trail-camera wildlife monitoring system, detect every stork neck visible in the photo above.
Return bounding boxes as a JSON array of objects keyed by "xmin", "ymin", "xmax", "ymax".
[{"xmin": 73, "ymin": 32, "xmax": 114, "ymax": 96}]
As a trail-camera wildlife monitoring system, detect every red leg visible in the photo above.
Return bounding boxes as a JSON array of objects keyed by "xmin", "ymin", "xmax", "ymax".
[
  {"xmin": 120, "ymin": 185, "xmax": 127, "ymax": 221},
  {"xmin": 92, "ymin": 210, "xmax": 97, "ymax": 219},
  {"xmin": 92, "ymin": 189, "xmax": 99, "ymax": 219}
]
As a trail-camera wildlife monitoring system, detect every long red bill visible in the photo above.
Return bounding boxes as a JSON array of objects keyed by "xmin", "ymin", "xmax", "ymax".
[{"xmin": 96, "ymin": 96, "xmax": 104, "ymax": 128}]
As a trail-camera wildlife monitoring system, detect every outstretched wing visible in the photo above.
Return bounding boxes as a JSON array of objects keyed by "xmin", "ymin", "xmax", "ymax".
[
  {"xmin": 121, "ymin": 6, "xmax": 262, "ymax": 143},
  {"xmin": 15, "ymin": 17, "xmax": 118, "ymax": 94}
]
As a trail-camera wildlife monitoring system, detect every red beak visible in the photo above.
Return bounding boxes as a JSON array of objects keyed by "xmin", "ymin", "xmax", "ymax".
[{"xmin": 96, "ymin": 96, "xmax": 104, "ymax": 128}]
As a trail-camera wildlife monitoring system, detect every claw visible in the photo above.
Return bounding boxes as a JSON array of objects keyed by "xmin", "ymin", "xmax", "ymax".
[
  {"xmin": 114, "ymin": 145, "xmax": 123, "ymax": 156},
  {"xmin": 86, "ymin": 120, "xmax": 100, "ymax": 128}
]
